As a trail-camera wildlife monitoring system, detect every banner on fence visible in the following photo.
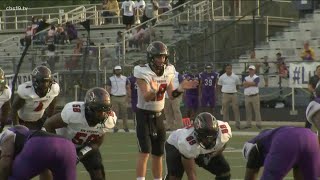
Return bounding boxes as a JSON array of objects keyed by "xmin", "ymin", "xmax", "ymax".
[
  {"xmin": 289, "ymin": 62, "xmax": 320, "ymax": 88},
  {"xmin": 5, "ymin": 73, "xmax": 59, "ymax": 90}
]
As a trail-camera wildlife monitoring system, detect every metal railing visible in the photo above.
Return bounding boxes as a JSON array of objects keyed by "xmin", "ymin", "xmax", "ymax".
[{"xmin": 119, "ymin": 0, "xmax": 214, "ymax": 65}]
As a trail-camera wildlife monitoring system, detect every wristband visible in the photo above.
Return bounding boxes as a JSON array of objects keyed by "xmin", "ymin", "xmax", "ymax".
[{"xmin": 80, "ymin": 146, "xmax": 92, "ymax": 156}]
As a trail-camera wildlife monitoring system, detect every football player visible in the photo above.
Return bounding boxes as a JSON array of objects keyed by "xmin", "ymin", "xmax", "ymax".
[
  {"xmin": 306, "ymin": 84, "xmax": 320, "ymax": 144},
  {"xmin": 0, "ymin": 68, "xmax": 12, "ymax": 133},
  {"xmin": 43, "ymin": 87, "xmax": 117, "ymax": 180},
  {"xmin": 165, "ymin": 112, "xmax": 232, "ymax": 180},
  {"xmin": 0, "ymin": 125, "xmax": 77, "ymax": 180},
  {"xmin": 134, "ymin": 41, "xmax": 198, "ymax": 180},
  {"xmin": 128, "ymin": 71, "xmax": 138, "ymax": 125},
  {"xmin": 183, "ymin": 65, "xmax": 200, "ymax": 121},
  {"xmin": 242, "ymin": 126, "xmax": 320, "ymax": 180},
  {"xmin": 198, "ymin": 64, "xmax": 219, "ymax": 114},
  {"xmin": 11, "ymin": 65, "xmax": 60, "ymax": 130}
]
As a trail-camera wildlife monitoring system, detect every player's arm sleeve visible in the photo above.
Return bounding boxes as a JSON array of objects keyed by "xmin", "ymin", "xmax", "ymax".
[
  {"xmin": 253, "ymin": 76, "xmax": 260, "ymax": 86},
  {"xmin": 219, "ymin": 121, "xmax": 232, "ymax": 144}
]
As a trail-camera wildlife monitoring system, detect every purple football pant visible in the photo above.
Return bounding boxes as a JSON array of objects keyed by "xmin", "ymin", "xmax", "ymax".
[
  {"xmin": 185, "ymin": 95, "xmax": 198, "ymax": 109},
  {"xmin": 201, "ymin": 95, "xmax": 215, "ymax": 107},
  {"xmin": 261, "ymin": 128, "xmax": 320, "ymax": 180},
  {"xmin": 9, "ymin": 137, "xmax": 77, "ymax": 180}
]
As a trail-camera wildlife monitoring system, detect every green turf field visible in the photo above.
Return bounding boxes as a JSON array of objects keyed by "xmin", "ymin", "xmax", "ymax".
[{"xmin": 76, "ymin": 128, "xmax": 296, "ymax": 180}]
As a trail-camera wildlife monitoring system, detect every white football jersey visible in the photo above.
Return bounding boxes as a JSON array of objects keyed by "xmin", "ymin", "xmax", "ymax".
[
  {"xmin": 17, "ymin": 81, "xmax": 60, "ymax": 122},
  {"xmin": 0, "ymin": 85, "xmax": 11, "ymax": 108},
  {"xmin": 134, "ymin": 64, "xmax": 175, "ymax": 112},
  {"xmin": 166, "ymin": 121, "xmax": 232, "ymax": 159},
  {"xmin": 306, "ymin": 101, "xmax": 320, "ymax": 125},
  {"xmin": 56, "ymin": 102, "xmax": 117, "ymax": 148}
]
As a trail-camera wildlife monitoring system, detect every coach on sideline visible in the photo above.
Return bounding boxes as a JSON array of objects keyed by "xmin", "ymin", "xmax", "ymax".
[
  {"xmin": 243, "ymin": 65, "xmax": 262, "ymax": 129},
  {"xmin": 217, "ymin": 64, "xmax": 241, "ymax": 129}
]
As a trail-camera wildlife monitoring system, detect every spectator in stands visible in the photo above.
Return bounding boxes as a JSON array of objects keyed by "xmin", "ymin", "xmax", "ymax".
[
  {"xmin": 140, "ymin": 26, "xmax": 155, "ymax": 50},
  {"xmin": 159, "ymin": 0, "xmax": 172, "ymax": 14},
  {"xmin": 46, "ymin": 25, "xmax": 56, "ymax": 44},
  {"xmin": 115, "ymin": 31, "xmax": 123, "ymax": 58},
  {"xmin": 276, "ymin": 52, "xmax": 288, "ymax": 78},
  {"xmin": 20, "ymin": 26, "xmax": 33, "ymax": 48},
  {"xmin": 306, "ymin": 65, "xmax": 320, "ymax": 128},
  {"xmin": 129, "ymin": 25, "xmax": 145, "ymax": 49},
  {"xmin": 301, "ymin": 41, "xmax": 315, "ymax": 61},
  {"xmin": 36, "ymin": 17, "xmax": 50, "ymax": 44},
  {"xmin": 102, "ymin": 0, "xmax": 120, "ymax": 24},
  {"xmin": 121, "ymin": 0, "xmax": 136, "ymax": 30},
  {"xmin": 141, "ymin": 0, "xmax": 159, "ymax": 28},
  {"xmin": 66, "ymin": 22, "xmax": 78, "ymax": 42},
  {"xmin": 135, "ymin": 0, "xmax": 146, "ymax": 23},
  {"xmin": 31, "ymin": 16, "xmax": 39, "ymax": 36},
  {"xmin": 55, "ymin": 24, "xmax": 69, "ymax": 44}
]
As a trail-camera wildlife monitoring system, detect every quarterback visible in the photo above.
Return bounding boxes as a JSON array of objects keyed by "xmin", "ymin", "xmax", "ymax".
[
  {"xmin": 44, "ymin": 87, "xmax": 117, "ymax": 180},
  {"xmin": 165, "ymin": 112, "xmax": 232, "ymax": 180},
  {"xmin": 134, "ymin": 41, "xmax": 199, "ymax": 180}
]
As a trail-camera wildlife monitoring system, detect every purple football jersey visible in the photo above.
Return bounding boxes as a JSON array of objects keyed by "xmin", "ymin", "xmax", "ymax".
[
  {"xmin": 183, "ymin": 73, "xmax": 199, "ymax": 96},
  {"xmin": 199, "ymin": 71, "xmax": 218, "ymax": 95},
  {"xmin": 247, "ymin": 126, "xmax": 320, "ymax": 179}
]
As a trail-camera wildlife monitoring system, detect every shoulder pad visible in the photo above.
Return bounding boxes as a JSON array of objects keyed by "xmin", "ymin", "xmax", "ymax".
[
  {"xmin": 61, "ymin": 102, "xmax": 84, "ymax": 124},
  {"xmin": 217, "ymin": 120, "xmax": 232, "ymax": 143},
  {"xmin": 17, "ymin": 82, "xmax": 33, "ymax": 99},
  {"xmin": 134, "ymin": 65, "xmax": 151, "ymax": 81}
]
